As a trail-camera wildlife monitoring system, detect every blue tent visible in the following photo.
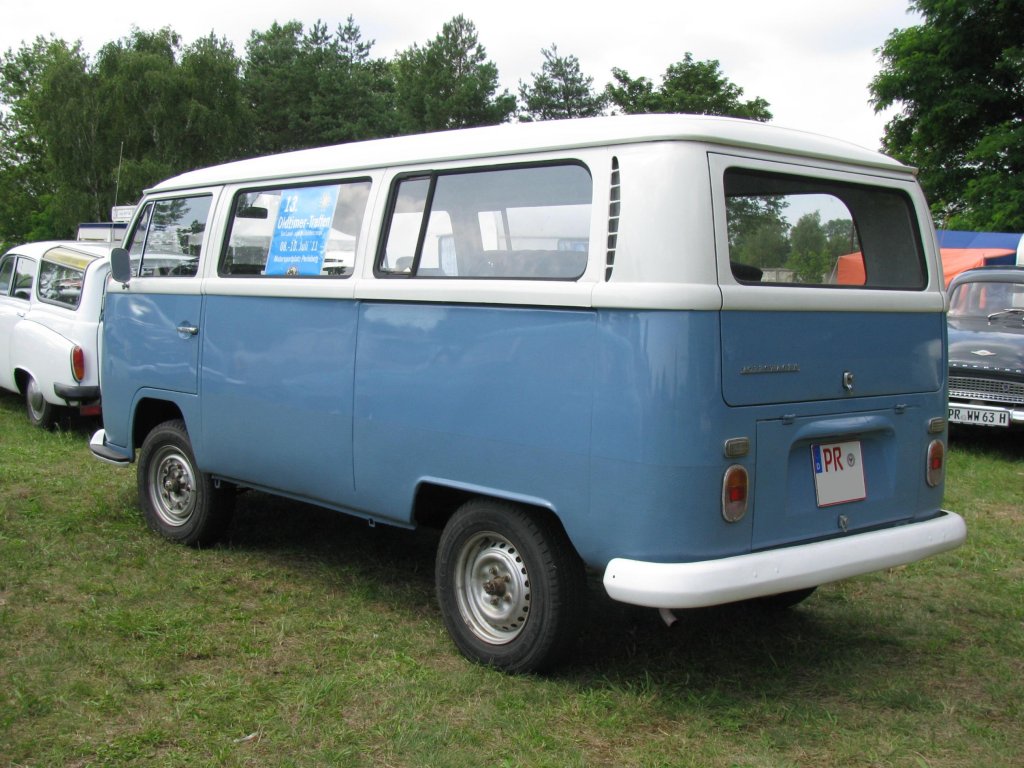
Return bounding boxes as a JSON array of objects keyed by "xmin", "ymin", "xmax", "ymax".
[{"xmin": 936, "ymin": 230, "xmax": 1021, "ymax": 265}]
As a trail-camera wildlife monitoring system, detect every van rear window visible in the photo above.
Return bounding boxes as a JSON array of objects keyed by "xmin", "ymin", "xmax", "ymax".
[{"xmin": 725, "ymin": 169, "xmax": 926, "ymax": 289}]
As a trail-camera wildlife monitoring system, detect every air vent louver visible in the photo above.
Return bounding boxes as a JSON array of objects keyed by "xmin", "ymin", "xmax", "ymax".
[{"xmin": 606, "ymin": 158, "xmax": 620, "ymax": 281}]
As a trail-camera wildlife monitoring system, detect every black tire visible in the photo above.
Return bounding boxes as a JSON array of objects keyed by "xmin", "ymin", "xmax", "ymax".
[
  {"xmin": 436, "ymin": 499, "xmax": 585, "ymax": 674},
  {"xmin": 751, "ymin": 586, "xmax": 817, "ymax": 610},
  {"xmin": 137, "ymin": 419, "xmax": 233, "ymax": 547},
  {"xmin": 25, "ymin": 375, "xmax": 59, "ymax": 429}
]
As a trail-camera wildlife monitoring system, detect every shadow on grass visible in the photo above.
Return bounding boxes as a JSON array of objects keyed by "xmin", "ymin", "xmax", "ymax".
[
  {"xmin": 0, "ymin": 389, "xmax": 101, "ymax": 438},
  {"xmin": 220, "ymin": 487, "xmax": 921, "ymax": 704},
  {"xmin": 949, "ymin": 423, "xmax": 1024, "ymax": 460}
]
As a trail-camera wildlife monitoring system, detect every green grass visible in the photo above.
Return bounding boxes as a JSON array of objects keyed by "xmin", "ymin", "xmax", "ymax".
[{"xmin": 1, "ymin": 392, "xmax": 1021, "ymax": 767}]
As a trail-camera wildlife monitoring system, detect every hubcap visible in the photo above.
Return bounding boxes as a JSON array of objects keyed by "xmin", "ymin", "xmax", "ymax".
[
  {"xmin": 454, "ymin": 531, "xmax": 531, "ymax": 645},
  {"xmin": 149, "ymin": 447, "xmax": 197, "ymax": 527},
  {"xmin": 26, "ymin": 379, "xmax": 46, "ymax": 420}
]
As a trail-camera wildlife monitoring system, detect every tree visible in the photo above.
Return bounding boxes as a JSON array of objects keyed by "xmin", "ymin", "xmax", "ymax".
[
  {"xmin": 178, "ymin": 34, "xmax": 250, "ymax": 167},
  {"xmin": 306, "ymin": 17, "xmax": 397, "ymax": 144},
  {"xmin": 871, "ymin": 0, "xmax": 1024, "ymax": 231},
  {"xmin": 824, "ymin": 218, "xmax": 858, "ymax": 258},
  {"xmin": 731, "ymin": 218, "xmax": 791, "ymax": 270},
  {"xmin": 607, "ymin": 53, "xmax": 771, "ymax": 121},
  {"xmin": 787, "ymin": 212, "xmax": 833, "ymax": 283},
  {"xmin": 393, "ymin": 15, "xmax": 516, "ymax": 133},
  {"xmin": 243, "ymin": 17, "xmax": 395, "ymax": 154},
  {"xmin": 95, "ymin": 28, "xmax": 248, "ymax": 206},
  {"xmin": 518, "ymin": 45, "xmax": 606, "ymax": 121},
  {"xmin": 0, "ymin": 27, "xmax": 249, "ymax": 245},
  {"xmin": 242, "ymin": 21, "xmax": 315, "ymax": 154},
  {"xmin": 0, "ymin": 36, "xmax": 106, "ymax": 241},
  {"xmin": 0, "ymin": 112, "xmax": 44, "ymax": 250}
]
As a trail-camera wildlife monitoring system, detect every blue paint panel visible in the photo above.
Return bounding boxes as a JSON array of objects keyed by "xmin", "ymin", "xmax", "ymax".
[
  {"xmin": 753, "ymin": 407, "xmax": 924, "ymax": 549},
  {"xmin": 199, "ymin": 295, "xmax": 357, "ymax": 504},
  {"xmin": 352, "ymin": 303, "xmax": 596, "ymax": 524},
  {"xmin": 584, "ymin": 311, "xmax": 754, "ymax": 565},
  {"xmin": 100, "ymin": 291, "xmax": 203, "ymax": 448},
  {"xmin": 721, "ymin": 311, "xmax": 944, "ymax": 406}
]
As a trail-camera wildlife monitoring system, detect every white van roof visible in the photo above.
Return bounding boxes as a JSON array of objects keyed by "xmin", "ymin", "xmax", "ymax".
[{"xmin": 149, "ymin": 114, "xmax": 910, "ymax": 193}]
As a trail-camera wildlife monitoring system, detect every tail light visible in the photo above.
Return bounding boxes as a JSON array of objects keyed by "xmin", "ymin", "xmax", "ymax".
[
  {"xmin": 926, "ymin": 439, "xmax": 945, "ymax": 488},
  {"xmin": 71, "ymin": 346, "xmax": 86, "ymax": 383},
  {"xmin": 722, "ymin": 465, "xmax": 749, "ymax": 523}
]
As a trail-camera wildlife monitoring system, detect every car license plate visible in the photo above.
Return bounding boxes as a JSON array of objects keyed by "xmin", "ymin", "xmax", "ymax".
[
  {"xmin": 811, "ymin": 440, "xmax": 866, "ymax": 507},
  {"xmin": 947, "ymin": 405, "xmax": 1010, "ymax": 427}
]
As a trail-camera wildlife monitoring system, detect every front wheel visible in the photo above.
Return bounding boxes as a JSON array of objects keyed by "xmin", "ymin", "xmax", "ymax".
[
  {"xmin": 137, "ymin": 419, "xmax": 233, "ymax": 547},
  {"xmin": 25, "ymin": 375, "xmax": 59, "ymax": 429},
  {"xmin": 436, "ymin": 499, "xmax": 585, "ymax": 674}
]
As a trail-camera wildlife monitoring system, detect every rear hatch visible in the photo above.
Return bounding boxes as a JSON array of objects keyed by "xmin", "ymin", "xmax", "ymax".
[
  {"xmin": 712, "ymin": 153, "xmax": 945, "ymax": 550},
  {"xmin": 723, "ymin": 309, "xmax": 944, "ymax": 549},
  {"xmin": 722, "ymin": 310, "xmax": 942, "ymax": 406}
]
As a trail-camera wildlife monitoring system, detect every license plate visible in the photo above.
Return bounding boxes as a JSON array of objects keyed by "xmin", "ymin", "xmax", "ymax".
[
  {"xmin": 948, "ymin": 405, "xmax": 1010, "ymax": 428},
  {"xmin": 811, "ymin": 440, "xmax": 866, "ymax": 507}
]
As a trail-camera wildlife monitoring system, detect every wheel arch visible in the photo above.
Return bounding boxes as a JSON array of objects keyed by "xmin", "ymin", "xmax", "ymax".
[
  {"xmin": 412, "ymin": 480, "xmax": 582, "ymax": 560},
  {"xmin": 13, "ymin": 366, "xmax": 51, "ymax": 399},
  {"xmin": 132, "ymin": 397, "xmax": 187, "ymax": 452},
  {"xmin": 13, "ymin": 367, "xmax": 30, "ymax": 395}
]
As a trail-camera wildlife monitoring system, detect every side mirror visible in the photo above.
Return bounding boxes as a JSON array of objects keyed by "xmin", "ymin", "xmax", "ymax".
[
  {"xmin": 237, "ymin": 205, "xmax": 268, "ymax": 219},
  {"xmin": 110, "ymin": 247, "xmax": 131, "ymax": 285}
]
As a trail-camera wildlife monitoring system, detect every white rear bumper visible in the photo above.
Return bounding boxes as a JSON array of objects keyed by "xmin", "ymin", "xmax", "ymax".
[{"xmin": 603, "ymin": 512, "xmax": 967, "ymax": 609}]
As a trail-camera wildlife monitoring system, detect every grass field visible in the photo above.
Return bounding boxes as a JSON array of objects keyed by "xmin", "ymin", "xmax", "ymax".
[{"xmin": 1, "ymin": 391, "xmax": 1021, "ymax": 767}]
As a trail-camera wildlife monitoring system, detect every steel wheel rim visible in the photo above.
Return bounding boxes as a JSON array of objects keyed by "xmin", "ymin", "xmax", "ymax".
[
  {"xmin": 148, "ymin": 445, "xmax": 198, "ymax": 527},
  {"xmin": 454, "ymin": 531, "xmax": 531, "ymax": 645},
  {"xmin": 26, "ymin": 378, "xmax": 46, "ymax": 421}
]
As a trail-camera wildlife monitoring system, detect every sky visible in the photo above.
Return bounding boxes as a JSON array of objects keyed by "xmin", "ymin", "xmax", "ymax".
[{"xmin": 1, "ymin": 0, "xmax": 920, "ymax": 152}]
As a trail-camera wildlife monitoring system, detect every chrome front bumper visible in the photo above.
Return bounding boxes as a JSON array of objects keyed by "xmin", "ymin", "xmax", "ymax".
[{"xmin": 89, "ymin": 429, "xmax": 133, "ymax": 466}]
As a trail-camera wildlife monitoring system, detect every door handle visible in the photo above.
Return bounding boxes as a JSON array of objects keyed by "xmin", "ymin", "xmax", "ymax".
[{"xmin": 176, "ymin": 324, "xmax": 199, "ymax": 337}]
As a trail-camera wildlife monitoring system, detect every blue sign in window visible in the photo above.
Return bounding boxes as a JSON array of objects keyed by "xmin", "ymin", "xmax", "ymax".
[{"xmin": 266, "ymin": 186, "xmax": 340, "ymax": 276}]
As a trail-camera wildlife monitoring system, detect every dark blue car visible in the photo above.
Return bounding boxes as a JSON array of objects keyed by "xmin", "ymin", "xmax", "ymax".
[{"xmin": 947, "ymin": 266, "xmax": 1024, "ymax": 429}]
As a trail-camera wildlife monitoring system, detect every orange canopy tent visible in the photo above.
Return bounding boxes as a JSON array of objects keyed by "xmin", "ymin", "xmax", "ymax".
[{"xmin": 836, "ymin": 248, "xmax": 1016, "ymax": 287}]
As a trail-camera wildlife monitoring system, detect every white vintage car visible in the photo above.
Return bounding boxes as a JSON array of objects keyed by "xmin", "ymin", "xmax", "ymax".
[{"xmin": 0, "ymin": 241, "xmax": 111, "ymax": 427}]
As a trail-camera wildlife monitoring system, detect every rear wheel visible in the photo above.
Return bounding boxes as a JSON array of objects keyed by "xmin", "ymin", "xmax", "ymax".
[
  {"xmin": 137, "ymin": 419, "xmax": 233, "ymax": 546},
  {"xmin": 436, "ymin": 499, "xmax": 585, "ymax": 673},
  {"xmin": 25, "ymin": 375, "xmax": 59, "ymax": 429}
]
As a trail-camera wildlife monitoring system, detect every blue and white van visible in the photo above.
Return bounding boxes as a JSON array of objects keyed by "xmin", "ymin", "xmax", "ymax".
[{"xmin": 91, "ymin": 115, "xmax": 966, "ymax": 672}]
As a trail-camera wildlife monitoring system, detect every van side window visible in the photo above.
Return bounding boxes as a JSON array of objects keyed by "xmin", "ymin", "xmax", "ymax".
[
  {"xmin": 378, "ymin": 163, "xmax": 592, "ymax": 279},
  {"xmin": 221, "ymin": 180, "xmax": 371, "ymax": 277},
  {"xmin": 125, "ymin": 195, "xmax": 212, "ymax": 277},
  {"xmin": 725, "ymin": 169, "xmax": 925, "ymax": 289}
]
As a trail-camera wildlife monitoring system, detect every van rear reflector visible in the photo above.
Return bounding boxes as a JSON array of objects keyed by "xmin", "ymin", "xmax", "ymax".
[{"xmin": 722, "ymin": 465, "xmax": 749, "ymax": 523}]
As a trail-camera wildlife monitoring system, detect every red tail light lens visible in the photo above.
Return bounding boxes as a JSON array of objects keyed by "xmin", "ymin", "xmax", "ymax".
[
  {"xmin": 926, "ymin": 439, "xmax": 945, "ymax": 488},
  {"xmin": 71, "ymin": 346, "xmax": 85, "ymax": 383},
  {"xmin": 722, "ymin": 465, "xmax": 749, "ymax": 523}
]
